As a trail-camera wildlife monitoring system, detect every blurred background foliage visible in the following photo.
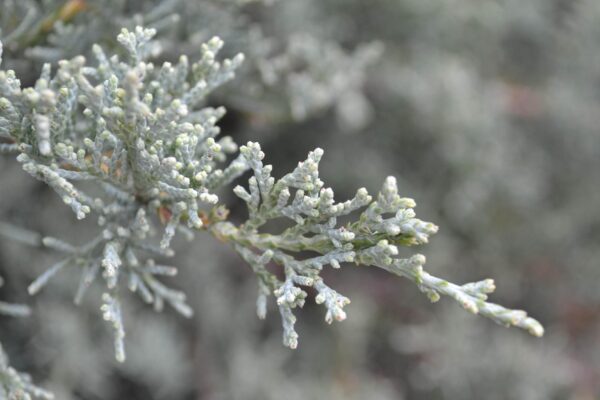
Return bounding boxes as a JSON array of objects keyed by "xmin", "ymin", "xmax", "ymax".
[{"xmin": 1, "ymin": 0, "xmax": 599, "ymax": 398}]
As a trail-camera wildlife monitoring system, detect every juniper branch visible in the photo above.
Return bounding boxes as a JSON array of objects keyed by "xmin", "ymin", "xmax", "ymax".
[{"xmin": 0, "ymin": 25, "xmax": 543, "ymax": 363}]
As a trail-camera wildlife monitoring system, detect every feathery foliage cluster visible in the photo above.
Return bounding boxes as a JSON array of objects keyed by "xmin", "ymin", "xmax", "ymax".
[{"xmin": 0, "ymin": 2, "xmax": 550, "ymax": 398}]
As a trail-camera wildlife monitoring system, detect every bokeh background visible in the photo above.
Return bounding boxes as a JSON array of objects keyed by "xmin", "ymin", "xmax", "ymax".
[{"xmin": 1, "ymin": 0, "xmax": 599, "ymax": 398}]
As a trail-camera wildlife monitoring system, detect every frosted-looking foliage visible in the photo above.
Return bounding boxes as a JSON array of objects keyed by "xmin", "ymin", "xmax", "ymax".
[
  {"xmin": 0, "ymin": 0, "xmax": 572, "ymax": 395},
  {"xmin": 223, "ymin": 144, "xmax": 542, "ymax": 347},
  {"xmin": 0, "ymin": 24, "xmax": 543, "ymax": 376}
]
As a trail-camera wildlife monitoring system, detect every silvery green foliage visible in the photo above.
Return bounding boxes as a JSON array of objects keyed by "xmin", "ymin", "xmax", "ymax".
[
  {"xmin": 215, "ymin": 142, "xmax": 543, "ymax": 348},
  {"xmin": 0, "ymin": 276, "xmax": 52, "ymax": 399},
  {"xmin": 0, "ymin": 23, "xmax": 542, "ymax": 364},
  {"xmin": 0, "ymin": 26, "xmax": 245, "ymax": 362}
]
